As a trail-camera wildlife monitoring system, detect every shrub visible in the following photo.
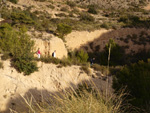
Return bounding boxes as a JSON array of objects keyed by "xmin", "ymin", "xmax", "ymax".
[
  {"xmin": 66, "ymin": 1, "xmax": 76, "ymax": 7},
  {"xmin": 88, "ymin": 5, "xmax": 98, "ymax": 14},
  {"xmin": 80, "ymin": 65, "xmax": 91, "ymax": 75},
  {"xmin": 113, "ymin": 61, "xmax": 150, "ymax": 112},
  {"xmin": 0, "ymin": 62, "xmax": 3, "ymax": 69},
  {"xmin": 11, "ymin": 12, "xmax": 34, "ymax": 25},
  {"xmin": 91, "ymin": 64, "xmax": 108, "ymax": 75},
  {"xmin": 71, "ymin": 8, "xmax": 80, "ymax": 15},
  {"xmin": 80, "ymin": 13, "xmax": 95, "ymax": 22},
  {"xmin": 100, "ymin": 23, "xmax": 110, "ymax": 29},
  {"xmin": 60, "ymin": 7, "xmax": 68, "ymax": 12},
  {"xmin": 56, "ymin": 23, "xmax": 72, "ymax": 38},
  {"xmin": 97, "ymin": 39, "xmax": 126, "ymax": 66},
  {"xmin": 8, "ymin": 0, "xmax": 18, "ymax": 4},
  {"xmin": 12, "ymin": 58, "xmax": 38, "ymax": 75},
  {"xmin": 0, "ymin": 24, "xmax": 38, "ymax": 75},
  {"xmin": 55, "ymin": 13, "xmax": 67, "ymax": 17},
  {"xmin": 77, "ymin": 50, "xmax": 89, "ymax": 63},
  {"xmin": 34, "ymin": 0, "xmax": 47, "ymax": 2},
  {"xmin": 1, "ymin": 53, "xmax": 11, "ymax": 60},
  {"xmin": 47, "ymin": 4, "xmax": 55, "ymax": 9},
  {"xmin": 40, "ymin": 57, "xmax": 61, "ymax": 65}
]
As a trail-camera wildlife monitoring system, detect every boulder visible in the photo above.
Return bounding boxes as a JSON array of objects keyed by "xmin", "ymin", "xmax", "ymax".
[{"xmin": 33, "ymin": 37, "xmax": 67, "ymax": 59}]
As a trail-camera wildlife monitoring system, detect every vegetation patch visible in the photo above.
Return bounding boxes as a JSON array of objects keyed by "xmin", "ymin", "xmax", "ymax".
[
  {"xmin": 0, "ymin": 62, "xmax": 3, "ymax": 69},
  {"xmin": 56, "ymin": 23, "xmax": 72, "ymax": 38},
  {"xmin": 8, "ymin": 0, "xmax": 18, "ymax": 4},
  {"xmin": 113, "ymin": 61, "xmax": 150, "ymax": 112},
  {"xmin": 0, "ymin": 24, "xmax": 38, "ymax": 75}
]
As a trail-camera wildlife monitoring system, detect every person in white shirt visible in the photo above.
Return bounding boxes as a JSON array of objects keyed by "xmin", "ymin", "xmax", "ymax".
[{"xmin": 52, "ymin": 50, "xmax": 56, "ymax": 58}]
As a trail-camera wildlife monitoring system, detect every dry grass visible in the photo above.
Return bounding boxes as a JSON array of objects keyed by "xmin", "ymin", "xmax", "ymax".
[
  {"xmin": 0, "ymin": 62, "xmax": 3, "ymax": 69},
  {"xmin": 11, "ymin": 82, "xmax": 133, "ymax": 113}
]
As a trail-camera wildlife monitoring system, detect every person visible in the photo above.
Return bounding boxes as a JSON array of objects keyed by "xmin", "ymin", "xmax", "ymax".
[
  {"xmin": 52, "ymin": 50, "xmax": 56, "ymax": 58},
  {"xmin": 90, "ymin": 57, "xmax": 95, "ymax": 66},
  {"xmin": 37, "ymin": 48, "xmax": 41, "ymax": 58}
]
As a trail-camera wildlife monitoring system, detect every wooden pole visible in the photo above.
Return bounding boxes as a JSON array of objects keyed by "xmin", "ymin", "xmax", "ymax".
[{"xmin": 106, "ymin": 43, "xmax": 111, "ymax": 101}]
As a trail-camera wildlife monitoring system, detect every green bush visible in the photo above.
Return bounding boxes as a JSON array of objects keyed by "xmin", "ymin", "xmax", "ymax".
[
  {"xmin": 40, "ymin": 57, "xmax": 61, "ymax": 64},
  {"xmin": 1, "ymin": 53, "xmax": 11, "ymax": 60},
  {"xmin": 88, "ymin": 5, "xmax": 98, "ymax": 14},
  {"xmin": 113, "ymin": 61, "xmax": 150, "ymax": 112},
  {"xmin": 56, "ymin": 23, "xmax": 72, "ymax": 38},
  {"xmin": 100, "ymin": 39, "xmax": 126, "ymax": 66},
  {"xmin": 77, "ymin": 50, "xmax": 89, "ymax": 63},
  {"xmin": 12, "ymin": 58, "xmax": 38, "ymax": 75},
  {"xmin": 0, "ymin": 62, "xmax": 3, "ymax": 69},
  {"xmin": 60, "ymin": 7, "xmax": 68, "ymax": 12},
  {"xmin": 0, "ymin": 24, "xmax": 38, "ymax": 75},
  {"xmin": 80, "ymin": 13, "xmax": 95, "ymax": 22},
  {"xmin": 34, "ymin": 0, "xmax": 47, "ymax": 2},
  {"xmin": 11, "ymin": 12, "xmax": 34, "ymax": 25},
  {"xmin": 56, "ymin": 13, "xmax": 67, "ymax": 17},
  {"xmin": 8, "ymin": 0, "xmax": 18, "ymax": 4},
  {"xmin": 66, "ymin": 1, "xmax": 76, "ymax": 7},
  {"xmin": 100, "ymin": 23, "xmax": 110, "ymax": 29}
]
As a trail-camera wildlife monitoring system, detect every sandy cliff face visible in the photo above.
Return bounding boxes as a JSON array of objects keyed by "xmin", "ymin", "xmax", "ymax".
[
  {"xmin": 0, "ymin": 60, "xmax": 90, "ymax": 112},
  {"xmin": 33, "ymin": 37, "xmax": 68, "ymax": 59},
  {"xmin": 65, "ymin": 29, "xmax": 109, "ymax": 52},
  {"xmin": 0, "ymin": 59, "xmax": 111, "ymax": 112},
  {"xmin": 65, "ymin": 28, "xmax": 150, "ymax": 53}
]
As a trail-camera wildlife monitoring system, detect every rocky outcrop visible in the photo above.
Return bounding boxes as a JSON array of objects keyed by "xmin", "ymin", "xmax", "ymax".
[{"xmin": 33, "ymin": 37, "xmax": 68, "ymax": 59}]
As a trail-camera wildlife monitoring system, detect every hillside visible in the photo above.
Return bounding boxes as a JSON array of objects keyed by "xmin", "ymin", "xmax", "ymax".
[
  {"xmin": 0, "ymin": 0, "xmax": 150, "ymax": 112},
  {"xmin": 1, "ymin": 0, "xmax": 150, "ymax": 55}
]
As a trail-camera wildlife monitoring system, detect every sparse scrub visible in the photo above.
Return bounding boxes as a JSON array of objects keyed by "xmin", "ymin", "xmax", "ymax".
[
  {"xmin": 91, "ymin": 64, "xmax": 108, "ymax": 75},
  {"xmin": 60, "ymin": 7, "xmax": 69, "ymax": 12},
  {"xmin": 71, "ymin": 8, "xmax": 80, "ymax": 15},
  {"xmin": 79, "ymin": 13, "xmax": 95, "ymax": 22},
  {"xmin": 87, "ymin": 4, "xmax": 98, "ymax": 14},
  {"xmin": 8, "ymin": 0, "xmax": 18, "ymax": 4},
  {"xmin": 1, "ymin": 53, "xmax": 11, "ymax": 60},
  {"xmin": 0, "ymin": 62, "xmax": 3, "ymax": 69},
  {"xmin": 100, "ymin": 23, "xmax": 110, "ymax": 29},
  {"xmin": 80, "ymin": 65, "xmax": 91, "ymax": 75},
  {"xmin": 47, "ymin": 4, "xmax": 55, "ymax": 9},
  {"xmin": 40, "ymin": 56, "xmax": 61, "ymax": 65},
  {"xmin": 55, "ymin": 13, "xmax": 68, "ymax": 17},
  {"xmin": 66, "ymin": 1, "xmax": 76, "ymax": 7},
  {"xmin": 34, "ymin": 0, "xmax": 47, "ymax": 2}
]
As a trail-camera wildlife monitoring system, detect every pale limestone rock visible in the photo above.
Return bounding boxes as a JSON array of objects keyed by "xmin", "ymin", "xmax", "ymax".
[{"xmin": 33, "ymin": 37, "xmax": 68, "ymax": 59}]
